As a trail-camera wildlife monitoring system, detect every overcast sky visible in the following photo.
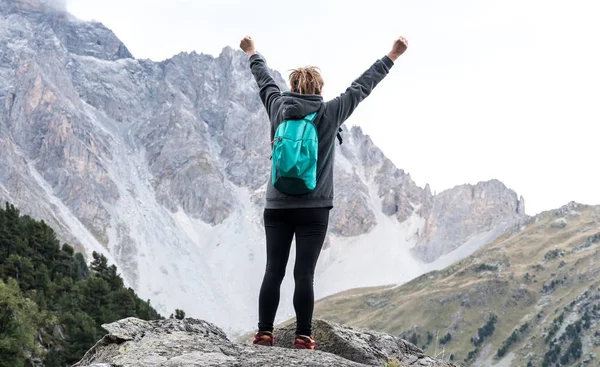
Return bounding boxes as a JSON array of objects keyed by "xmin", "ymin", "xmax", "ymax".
[{"xmin": 66, "ymin": 0, "xmax": 599, "ymax": 215}]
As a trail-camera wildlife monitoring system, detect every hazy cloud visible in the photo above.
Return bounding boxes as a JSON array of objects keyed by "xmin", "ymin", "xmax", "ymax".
[
  {"xmin": 44, "ymin": 0, "xmax": 67, "ymax": 11},
  {"xmin": 13, "ymin": 0, "xmax": 67, "ymax": 12}
]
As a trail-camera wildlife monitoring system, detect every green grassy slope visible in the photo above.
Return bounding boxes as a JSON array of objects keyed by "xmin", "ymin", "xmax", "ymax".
[{"xmin": 314, "ymin": 203, "xmax": 600, "ymax": 366}]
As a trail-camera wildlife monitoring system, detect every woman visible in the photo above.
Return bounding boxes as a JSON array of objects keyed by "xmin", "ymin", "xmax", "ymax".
[{"xmin": 240, "ymin": 35, "xmax": 408, "ymax": 349}]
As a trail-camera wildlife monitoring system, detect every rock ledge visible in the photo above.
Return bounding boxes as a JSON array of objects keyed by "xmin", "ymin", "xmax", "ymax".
[{"xmin": 73, "ymin": 317, "xmax": 455, "ymax": 367}]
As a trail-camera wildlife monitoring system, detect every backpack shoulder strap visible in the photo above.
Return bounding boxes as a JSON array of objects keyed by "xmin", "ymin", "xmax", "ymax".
[{"xmin": 305, "ymin": 111, "xmax": 318, "ymax": 123}]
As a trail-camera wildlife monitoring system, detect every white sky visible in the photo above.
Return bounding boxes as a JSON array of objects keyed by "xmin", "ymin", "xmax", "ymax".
[{"xmin": 66, "ymin": 0, "xmax": 600, "ymax": 215}]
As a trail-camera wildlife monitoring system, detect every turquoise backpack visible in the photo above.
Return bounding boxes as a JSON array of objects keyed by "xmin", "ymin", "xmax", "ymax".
[{"xmin": 271, "ymin": 110, "xmax": 341, "ymax": 195}]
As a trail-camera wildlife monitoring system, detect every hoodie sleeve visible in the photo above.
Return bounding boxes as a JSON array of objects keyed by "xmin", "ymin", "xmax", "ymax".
[
  {"xmin": 248, "ymin": 53, "xmax": 282, "ymax": 118},
  {"xmin": 328, "ymin": 56, "xmax": 394, "ymax": 127}
]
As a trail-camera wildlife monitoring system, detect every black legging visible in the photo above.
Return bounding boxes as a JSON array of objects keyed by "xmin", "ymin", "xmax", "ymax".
[{"xmin": 258, "ymin": 208, "xmax": 330, "ymax": 336}]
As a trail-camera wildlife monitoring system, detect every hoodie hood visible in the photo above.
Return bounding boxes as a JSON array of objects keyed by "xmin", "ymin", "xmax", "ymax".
[{"xmin": 279, "ymin": 92, "xmax": 323, "ymax": 120}]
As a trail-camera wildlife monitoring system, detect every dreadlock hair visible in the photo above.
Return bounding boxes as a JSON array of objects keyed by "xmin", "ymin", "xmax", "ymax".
[{"xmin": 288, "ymin": 66, "xmax": 324, "ymax": 95}]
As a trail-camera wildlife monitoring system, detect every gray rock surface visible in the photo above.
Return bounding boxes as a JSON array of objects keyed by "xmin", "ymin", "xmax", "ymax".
[
  {"xmin": 275, "ymin": 319, "xmax": 454, "ymax": 366},
  {"xmin": 347, "ymin": 127, "xmax": 434, "ymax": 223},
  {"xmin": 329, "ymin": 165, "xmax": 377, "ymax": 237},
  {"xmin": 73, "ymin": 317, "xmax": 454, "ymax": 367}
]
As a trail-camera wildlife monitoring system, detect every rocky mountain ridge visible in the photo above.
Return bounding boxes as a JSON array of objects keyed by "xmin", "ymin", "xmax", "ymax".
[{"xmin": 0, "ymin": 0, "xmax": 525, "ymax": 334}]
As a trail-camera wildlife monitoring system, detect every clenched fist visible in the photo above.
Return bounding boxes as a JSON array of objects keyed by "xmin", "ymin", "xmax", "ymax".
[
  {"xmin": 240, "ymin": 36, "xmax": 256, "ymax": 57},
  {"xmin": 387, "ymin": 37, "xmax": 408, "ymax": 61}
]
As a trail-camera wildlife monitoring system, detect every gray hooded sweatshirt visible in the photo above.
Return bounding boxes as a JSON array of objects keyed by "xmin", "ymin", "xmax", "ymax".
[{"xmin": 248, "ymin": 53, "xmax": 394, "ymax": 209}]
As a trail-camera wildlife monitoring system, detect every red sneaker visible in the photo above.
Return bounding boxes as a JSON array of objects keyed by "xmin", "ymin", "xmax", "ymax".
[
  {"xmin": 252, "ymin": 331, "xmax": 274, "ymax": 346},
  {"xmin": 293, "ymin": 334, "xmax": 317, "ymax": 350}
]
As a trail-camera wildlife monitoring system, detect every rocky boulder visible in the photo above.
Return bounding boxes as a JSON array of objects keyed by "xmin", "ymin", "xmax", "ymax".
[
  {"xmin": 74, "ymin": 318, "xmax": 454, "ymax": 367},
  {"xmin": 275, "ymin": 319, "xmax": 454, "ymax": 367}
]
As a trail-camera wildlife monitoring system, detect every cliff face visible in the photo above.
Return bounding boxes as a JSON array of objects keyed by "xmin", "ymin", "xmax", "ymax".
[{"xmin": 415, "ymin": 179, "xmax": 526, "ymax": 262}]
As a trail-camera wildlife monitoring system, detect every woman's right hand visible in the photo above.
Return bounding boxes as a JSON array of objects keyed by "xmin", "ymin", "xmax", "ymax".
[
  {"xmin": 387, "ymin": 36, "xmax": 408, "ymax": 61},
  {"xmin": 240, "ymin": 36, "xmax": 256, "ymax": 57}
]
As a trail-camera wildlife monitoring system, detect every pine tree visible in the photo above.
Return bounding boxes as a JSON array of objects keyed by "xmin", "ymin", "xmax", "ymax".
[
  {"xmin": 1, "ymin": 203, "xmax": 21, "ymax": 260},
  {"xmin": 54, "ymin": 244, "xmax": 76, "ymax": 279},
  {"xmin": 110, "ymin": 288, "xmax": 137, "ymax": 320},
  {"xmin": 82, "ymin": 276, "xmax": 111, "ymax": 324},
  {"xmin": 1, "ymin": 254, "xmax": 35, "ymax": 288},
  {"xmin": 106, "ymin": 264, "xmax": 124, "ymax": 291},
  {"xmin": 44, "ymin": 348, "xmax": 65, "ymax": 367},
  {"xmin": 74, "ymin": 252, "xmax": 89, "ymax": 280},
  {"xmin": 137, "ymin": 297, "xmax": 161, "ymax": 320},
  {"xmin": 90, "ymin": 251, "xmax": 108, "ymax": 275},
  {"xmin": 0, "ymin": 202, "xmax": 162, "ymax": 365},
  {"xmin": 60, "ymin": 311, "xmax": 102, "ymax": 364},
  {"xmin": 0, "ymin": 278, "xmax": 45, "ymax": 367},
  {"xmin": 0, "ymin": 208, "xmax": 8, "ymax": 263}
]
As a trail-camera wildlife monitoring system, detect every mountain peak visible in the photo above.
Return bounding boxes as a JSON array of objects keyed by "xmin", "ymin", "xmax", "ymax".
[
  {"xmin": 2, "ymin": 0, "xmax": 134, "ymax": 61},
  {"xmin": 219, "ymin": 45, "xmax": 236, "ymax": 55},
  {"xmin": 415, "ymin": 178, "xmax": 527, "ymax": 262}
]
